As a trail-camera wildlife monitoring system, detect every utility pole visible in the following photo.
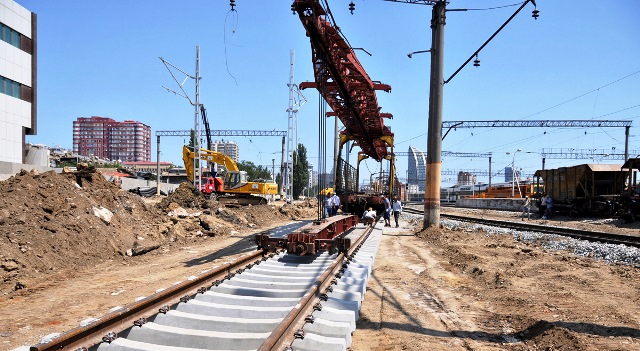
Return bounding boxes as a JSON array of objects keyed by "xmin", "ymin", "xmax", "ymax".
[
  {"xmin": 280, "ymin": 136, "xmax": 285, "ymax": 198},
  {"xmin": 156, "ymin": 135, "xmax": 161, "ymax": 195},
  {"xmin": 159, "ymin": 46, "xmax": 202, "ymax": 191},
  {"xmin": 488, "ymin": 155, "xmax": 492, "ymax": 187},
  {"xmin": 194, "ymin": 46, "xmax": 201, "ymax": 192},
  {"xmin": 424, "ymin": 0, "xmax": 446, "ymax": 229},
  {"xmin": 285, "ymin": 50, "xmax": 306, "ymax": 202}
]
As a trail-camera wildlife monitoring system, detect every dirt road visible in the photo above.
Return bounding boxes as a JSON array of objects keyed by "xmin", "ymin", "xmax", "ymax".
[{"xmin": 351, "ymin": 216, "xmax": 640, "ymax": 351}]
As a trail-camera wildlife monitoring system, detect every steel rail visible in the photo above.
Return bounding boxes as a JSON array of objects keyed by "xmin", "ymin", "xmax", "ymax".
[
  {"xmin": 29, "ymin": 249, "xmax": 272, "ymax": 351},
  {"xmin": 258, "ymin": 224, "xmax": 374, "ymax": 351},
  {"xmin": 441, "ymin": 213, "xmax": 640, "ymax": 247},
  {"xmin": 403, "ymin": 208, "xmax": 640, "ymax": 247}
]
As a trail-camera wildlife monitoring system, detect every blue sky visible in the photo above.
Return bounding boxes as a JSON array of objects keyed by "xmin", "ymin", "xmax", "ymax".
[{"xmin": 19, "ymin": 0, "xmax": 640, "ymax": 186}]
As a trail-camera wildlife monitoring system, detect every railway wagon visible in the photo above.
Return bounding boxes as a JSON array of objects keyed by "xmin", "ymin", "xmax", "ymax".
[{"xmin": 534, "ymin": 163, "xmax": 625, "ymax": 217}]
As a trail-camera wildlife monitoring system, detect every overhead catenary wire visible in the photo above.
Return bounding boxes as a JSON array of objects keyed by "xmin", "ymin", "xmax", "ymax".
[
  {"xmin": 223, "ymin": 8, "xmax": 239, "ymax": 86},
  {"xmin": 522, "ymin": 70, "xmax": 640, "ymax": 120}
]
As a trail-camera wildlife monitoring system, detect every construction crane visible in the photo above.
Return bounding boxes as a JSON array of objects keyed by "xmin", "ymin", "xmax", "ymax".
[
  {"xmin": 293, "ymin": 0, "xmax": 399, "ymax": 215},
  {"xmin": 292, "ymin": 0, "xmax": 394, "ymax": 162}
]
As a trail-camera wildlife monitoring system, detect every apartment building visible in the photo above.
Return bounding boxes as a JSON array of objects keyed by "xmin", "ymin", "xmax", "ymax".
[
  {"xmin": 73, "ymin": 116, "xmax": 151, "ymax": 162},
  {"xmin": 0, "ymin": 0, "xmax": 37, "ymax": 164},
  {"xmin": 210, "ymin": 140, "xmax": 239, "ymax": 161}
]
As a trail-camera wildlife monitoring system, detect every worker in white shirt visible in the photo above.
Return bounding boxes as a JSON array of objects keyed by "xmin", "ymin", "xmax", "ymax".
[
  {"xmin": 391, "ymin": 196, "xmax": 403, "ymax": 228},
  {"xmin": 331, "ymin": 193, "xmax": 340, "ymax": 216}
]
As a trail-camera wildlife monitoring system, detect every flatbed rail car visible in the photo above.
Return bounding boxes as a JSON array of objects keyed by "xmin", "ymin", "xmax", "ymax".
[
  {"xmin": 255, "ymin": 214, "xmax": 359, "ymax": 255},
  {"xmin": 534, "ymin": 163, "xmax": 625, "ymax": 217}
]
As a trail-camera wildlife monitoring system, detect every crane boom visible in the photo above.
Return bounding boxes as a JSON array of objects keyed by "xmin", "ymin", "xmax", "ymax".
[{"xmin": 293, "ymin": 0, "xmax": 394, "ymax": 161}]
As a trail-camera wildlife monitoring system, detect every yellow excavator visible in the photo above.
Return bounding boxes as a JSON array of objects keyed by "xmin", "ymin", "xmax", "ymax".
[{"xmin": 183, "ymin": 145, "xmax": 278, "ymax": 205}]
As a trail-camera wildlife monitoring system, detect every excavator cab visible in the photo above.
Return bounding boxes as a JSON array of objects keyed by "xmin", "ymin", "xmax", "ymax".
[{"xmin": 224, "ymin": 171, "xmax": 248, "ymax": 190}]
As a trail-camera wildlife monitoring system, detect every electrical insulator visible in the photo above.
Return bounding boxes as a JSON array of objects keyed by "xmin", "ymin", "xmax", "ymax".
[
  {"xmin": 473, "ymin": 54, "xmax": 480, "ymax": 67},
  {"xmin": 349, "ymin": 1, "xmax": 355, "ymax": 14},
  {"xmin": 230, "ymin": 0, "xmax": 236, "ymax": 11},
  {"xmin": 532, "ymin": 8, "xmax": 539, "ymax": 20},
  {"xmin": 291, "ymin": 3, "xmax": 296, "ymax": 14}
]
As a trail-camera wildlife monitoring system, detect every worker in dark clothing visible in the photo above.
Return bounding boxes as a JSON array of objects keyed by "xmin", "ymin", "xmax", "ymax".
[
  {"xmin": 543, "ymin": 195, "xmax": 553, "ymax": 219},
  {"xmin": 538, "ymin": 195, "xmax": 547, "ymax": 218}
]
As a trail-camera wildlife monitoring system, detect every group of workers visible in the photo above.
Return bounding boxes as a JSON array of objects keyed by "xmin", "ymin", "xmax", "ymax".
[
  {"xmin": 323, "ymin": 192, "xmax": 404, "ymax": 228},
  {"xmin": 322, "ymin": 192, "xmax": 341, "ymax": 218},
  {"xmin": 521, "ymin": 194, "xmax": 554, "ymax": 220},
  {"xmin": 360, "ymin": 195, "xmax": 403, "ymax": 228}
]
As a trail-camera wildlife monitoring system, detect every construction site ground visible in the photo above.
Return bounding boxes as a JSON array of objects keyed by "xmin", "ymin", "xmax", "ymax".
[{"xmin": 0, "ymin": 170, "xmax": 638, "ymax": 350}]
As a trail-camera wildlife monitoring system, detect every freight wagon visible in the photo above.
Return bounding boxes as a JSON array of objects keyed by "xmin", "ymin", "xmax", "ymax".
[{"xmin": 533, "ymin": 163, "xmax": 625, "ymax": 217}]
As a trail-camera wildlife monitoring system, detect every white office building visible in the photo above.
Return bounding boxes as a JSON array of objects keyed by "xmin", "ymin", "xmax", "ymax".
[
  {"xmin": 0, "ymin": 0, "xmax": 36, "ymax": 164},
  {"xmin": 408, "ymin": 145, "xmax": 427, "ymax": 192}
]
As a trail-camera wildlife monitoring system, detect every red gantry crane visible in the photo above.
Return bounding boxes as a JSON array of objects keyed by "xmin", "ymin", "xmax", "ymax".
[{"xmin": 293, "ymin": 0, "xmax": 394, "ymax": 162}]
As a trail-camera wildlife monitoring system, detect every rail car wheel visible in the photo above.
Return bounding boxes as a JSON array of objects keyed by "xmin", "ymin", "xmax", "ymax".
[
  {"xmin": 569, "ymin": 205, "xmax": 578, "ymax": 218},
  {"xmin": 291, "ymin": 242, "xmax": 309, "ymax": 256}
]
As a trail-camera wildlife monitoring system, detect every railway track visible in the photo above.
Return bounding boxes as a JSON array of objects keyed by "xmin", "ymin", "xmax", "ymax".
[
  {"xmin": 26, "ymin": 221, "xmax": 381, "ymax": 351},
  {"xmin": 403, "ymin": 207, "xmax": 640, "ymax": 248}
]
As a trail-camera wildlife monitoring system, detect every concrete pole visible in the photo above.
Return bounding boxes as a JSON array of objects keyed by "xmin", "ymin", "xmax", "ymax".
[
  {"xmin": 156, "ymin": 135, "xmax": 161, "ymax": 195},
  {"xmin": 272, "ymin": 158, "xmax": 275, "ymax": 181},
  {"xmin": 280, "ymin": 136, "xmax": 285, "ymax": 197},
  {"xmin": 511, "ymin": 154, "xmax": 516, "ymax": 197},
  {"xmin": 423, "ymin": 1, "xmax": 446, "ymax": 229},
  {"xmin": 488, "ymin": 156, "xmax": 492, "ymax": 187},
  {"xmin": 625, "ymin": 126, "xmax": 630, "ymax": 161}
]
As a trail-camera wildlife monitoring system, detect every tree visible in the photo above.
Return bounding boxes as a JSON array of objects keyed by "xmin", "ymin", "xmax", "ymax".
[
  {"xmin": 236, "ymin": 160, "xmax": 271, "ymax": 181},
  {"xmin": 293, "ymin": 143, "xmax": 309, "ymax": 199}
]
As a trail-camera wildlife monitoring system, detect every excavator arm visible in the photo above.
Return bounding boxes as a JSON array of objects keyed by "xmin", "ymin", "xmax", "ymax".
[{"xmin": 183, "ymin": 145, "xmax": 239, "ymax": 182}]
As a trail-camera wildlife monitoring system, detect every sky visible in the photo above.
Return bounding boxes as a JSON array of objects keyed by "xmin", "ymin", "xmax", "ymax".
[{"xmin": 18, "ymin": 0, "xmax": 640, "ymax": 187}]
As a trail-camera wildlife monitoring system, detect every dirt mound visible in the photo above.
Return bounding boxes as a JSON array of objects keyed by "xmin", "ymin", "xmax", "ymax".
[
  {"xmin": 157, "ymin": 182, "xmax": 210, "ymax": 210},
  {"xmin": 0, "ymin": 170, "xmax": 318, "ymax": 295},
  {"xmin": 0, "ymin": 169, "xmax": 171, "ymax": 294}
]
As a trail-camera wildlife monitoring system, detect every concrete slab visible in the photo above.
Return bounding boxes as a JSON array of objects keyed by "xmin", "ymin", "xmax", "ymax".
[
  {"xmin": 290, "ymin": 331, "xmax": 347, "ymax": 351},
  {"xmin": 97, "ymin": 337, "xmax": 254, "ymax": 351},
  {"xmin": 176, "ymin": 299, "xmax": 291, "ymax": 319},
  {"xmin": 226, "ymin": 277, "xmax": 315, "ymax": 290},
  {"xmin": 314, "ymin": 306, "xmax": 356, "ymax": 331},
  {"xmin": 212, "ymin": 283, "xmax": 308, "ymax": 298},
  {"xmin": 199, "ymin": 291, "xmax": 299, "ymax": 307},
  {"xmin": 122, "ymin": 322, "xmax": 270, "ymax": 350},
  {"xmin": 152, "ymin": 310, "xmax": 280, "ymax": 333},
  {"xmin": 304, "ymin": 317, "xmax": 353, "ymax": 346}
]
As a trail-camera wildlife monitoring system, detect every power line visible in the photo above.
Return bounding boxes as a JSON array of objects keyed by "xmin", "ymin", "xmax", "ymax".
[
  {"xmin": 522, "ymin": 70, "xmax": 640, "ymax": 119},
  {"xmin": 442, "ymin": 120, "xmax": 632, "ymax": 128},
  {"xmin": 156, "ymin": 130, "xmax": 286, "ymax": 137}
]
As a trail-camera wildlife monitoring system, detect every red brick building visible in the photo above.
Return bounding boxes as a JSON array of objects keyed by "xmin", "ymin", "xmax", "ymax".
[{"xmin": 72, "ymin": 116, "xmax": 151, "ymax": 162}]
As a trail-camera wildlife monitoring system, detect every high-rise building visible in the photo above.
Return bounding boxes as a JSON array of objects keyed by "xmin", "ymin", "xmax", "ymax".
[
  {"xmin": 504, "ymin": 166, "xmax": 520, "ymax": 183},
  {"xmin": 408, "ymin": 145, "xmax": 427, "ymax": 192},
  {"xmin": 210, "ymin": 140, "xmax": 239, "ymax": 161},
  {"xmin": 0, "ymin": 1, "xmax": 37, "ymax": 164},
  {"xmin": 73, "ymin": 116, "xmax": 151, "ymax": 162}
]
